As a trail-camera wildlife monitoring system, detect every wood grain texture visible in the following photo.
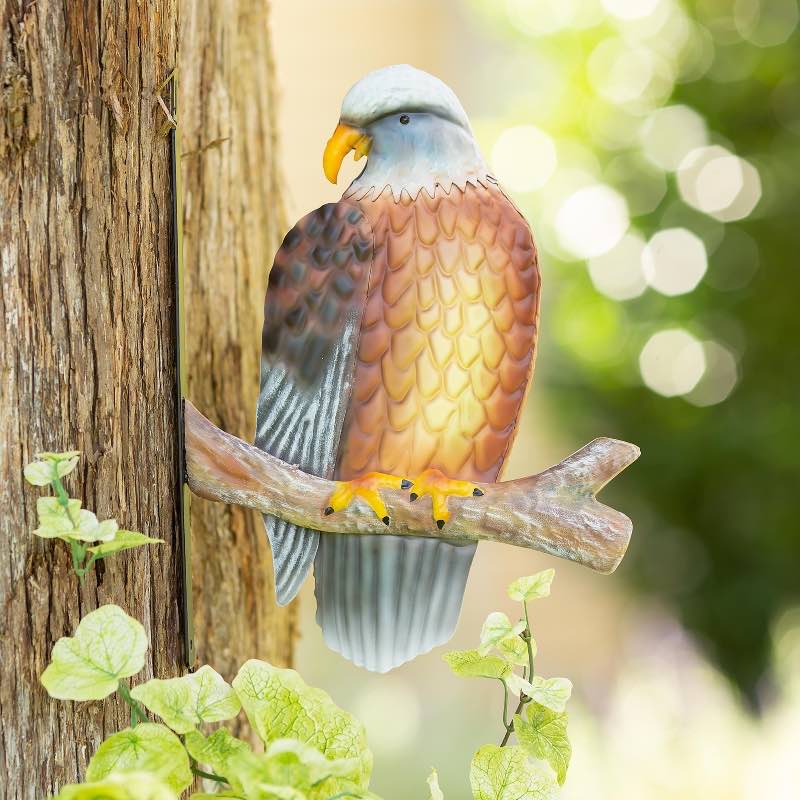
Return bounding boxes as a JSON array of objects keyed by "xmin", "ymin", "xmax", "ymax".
[
  {"xmin": 0, "ymin": 2, "xmax": 181, "ymax": 797},
  {"xmin": 180, "ymin": 0, "xmax": 296, "ymax": 675},
  {"xmin": 186, "ymin": 401, "xmax": 640, "ymax": 575}
]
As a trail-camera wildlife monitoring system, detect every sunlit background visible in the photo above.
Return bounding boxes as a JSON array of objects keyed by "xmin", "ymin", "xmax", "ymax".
[{"xmin": 270, "ymin": 0, "xmax": 800, "ymax": 796}]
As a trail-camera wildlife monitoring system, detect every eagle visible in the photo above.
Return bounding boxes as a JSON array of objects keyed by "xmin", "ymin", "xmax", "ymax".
[{"xmin": 256, "ymin": 65, "xmax": 540, "ymax": 672}]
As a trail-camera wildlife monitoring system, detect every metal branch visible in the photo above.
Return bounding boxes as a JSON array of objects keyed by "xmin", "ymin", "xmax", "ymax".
[{"xmin": 184, "ymin": 401, "xmax": 640, "ymax": 574}]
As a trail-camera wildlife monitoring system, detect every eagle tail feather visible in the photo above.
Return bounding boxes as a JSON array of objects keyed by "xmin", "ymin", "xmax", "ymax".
[
  {"xmin": 263, "ymin": 516, "xmax": 319, "ymax": 606},
  {"xmin": 314, "ymin": 533, "xmax": 476, "ymax": 672}
]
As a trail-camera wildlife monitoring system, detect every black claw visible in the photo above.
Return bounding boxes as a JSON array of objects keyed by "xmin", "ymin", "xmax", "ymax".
[
  {"xmin": 436, "ymin": 519, "xmax": 445, "ymax": 530},
  {"xmin": 400, "ymin": 479, "xmax": 412, "ymax": 490},
  {"xmin": 323, "ymin": 506, "xmax": 334, "ymax": 516},
  {"xmin": 409, "ymin": 492, "xmax": 418, "ymax": 502},
  {"xmin": 473, "ymin": 487, "xmax": 484, "ymax": 497},
  {"xmin": 381, "ymin": 515, "xmax": 390, "ymax": 526}
]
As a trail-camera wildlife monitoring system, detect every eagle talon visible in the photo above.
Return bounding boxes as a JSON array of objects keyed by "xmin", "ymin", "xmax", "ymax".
[
  {"xmin": 408, "ymin": 468, "xmax": 482, "ymax": 527},
  {"xmin": 401, "ymin": 479, "xmax": 413, "ymax": 490},
  {"xmin": 322, "ymin": 472, "xmax": 407, "ymax": 524}
]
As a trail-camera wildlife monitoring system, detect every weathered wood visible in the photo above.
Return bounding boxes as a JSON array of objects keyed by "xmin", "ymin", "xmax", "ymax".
[
  {"xmin": 179, "ymin": 0, "xmax": 296, "ymax": 677},
  {"xmin": 0, "ymin": 1, "xmax": 294, "ymax": 796},
  {"xmin": 186, "ymin": 401, "xmax": 640, "ymax": 575},
  {"xmin": 0, "ymin": 2, "xmax": 181, "ymax": 797}
]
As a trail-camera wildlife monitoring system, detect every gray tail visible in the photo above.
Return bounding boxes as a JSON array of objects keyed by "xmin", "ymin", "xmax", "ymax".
[
  {"xmin": 314, "ymin": 533, "xmax": 476, "ymax": 672},
  {"xmin": 263, "ymin": 516, "xmax": 318, "ymax": 606}
]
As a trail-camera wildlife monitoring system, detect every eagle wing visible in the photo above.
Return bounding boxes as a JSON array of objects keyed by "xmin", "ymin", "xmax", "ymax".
[{"xmin": 255, "ymin": 201, "xmax": 373, "ymax": 604}]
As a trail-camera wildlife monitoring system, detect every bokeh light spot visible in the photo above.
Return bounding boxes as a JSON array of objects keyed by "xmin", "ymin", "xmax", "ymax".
[
  {"xmin": 555, "ymin": 184, "xmax": 630, "ymax": 259},
  {"xmin": 686, "ymin": 340, "xmax": 739, "ymax": 406},
  {"xmin": 695, "ymin": 155, "xmax": 745, "ymax": 212},
  {"xmin": 641, "ymin": 105, "xmax": 708, "ymax": 171},
  {"xmin": 677, "ymin": 20, "xmax": 716, "ymax": 82},
  {"xmin": 734, "ymin": 0, "xmax": 799, "ymax": 47},
  {"xmin": 678, "ymin": 146, "xmax": 762, "ymax": 221},
  {"xmin": 602, "ymin": 0, "xmax": 661, "ymax": 20},
  {"xmin": 589, "ymin": 39, "xmax": 655, "ymax": 104},
  {"xmin": 588, "ymin": 38, "xmax": 675, "ymax": 111},
  {"xmin": 639, "ymin": 329, "xmax": 706, "ymax": 397},
  {"xmin": 505, "ymin": 0, "xmax": 578, "ymax": 36},
  {"xmin": 491, "ymin": 125, "xmax": 557, "ymax": 192},
  {"xmin": 587, "ymin": 232, "xmax": 648, "ymax": 300},
  {"xmin": 642, "ymin": 228, "xmax": 708, "ymax": 296}
]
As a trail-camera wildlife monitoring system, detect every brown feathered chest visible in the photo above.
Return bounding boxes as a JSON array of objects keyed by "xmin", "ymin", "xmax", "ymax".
[
  {"xmin": 260, "ymin": 180, "xmax": 540, "ymax": 490},
  {"xmin": 336, "ymin": 180, "xmax": 540, "ymax": 483}
]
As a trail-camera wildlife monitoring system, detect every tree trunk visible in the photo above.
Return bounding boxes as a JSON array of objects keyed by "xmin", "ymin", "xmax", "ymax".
[
  {"xmin": 0, "ymin": 1, "xmax": 292, "ymax": 796},
  {"xmin": 179, "ymin": 0, "xmax": 295, "ymax": 676}
]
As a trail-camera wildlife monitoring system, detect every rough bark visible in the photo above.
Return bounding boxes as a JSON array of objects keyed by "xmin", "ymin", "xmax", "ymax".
[
  {"xmin": 180, "ymin": 0, "xmax": 295, "ymax": 676},
  {"xmin": 0, "ymin": 1, "xmax": 292, "ymax": 797},
  {"xmin": 186, "ymin": 401, "xmax": 639, "ymax": 575},
  {"xmin": 0, "ymin": 2, "xmax": 181, "ymax": 797}
]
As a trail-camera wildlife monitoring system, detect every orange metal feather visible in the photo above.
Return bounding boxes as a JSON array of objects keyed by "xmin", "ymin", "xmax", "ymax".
[{"xmin": 335, "ymin": 179, "xmax": 540, "ymax": 483}]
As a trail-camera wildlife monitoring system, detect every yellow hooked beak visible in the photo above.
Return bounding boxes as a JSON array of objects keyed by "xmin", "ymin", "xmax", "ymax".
[{"xmin": 323, "ymin": 122, "xmax": 372, "ymax": 184}]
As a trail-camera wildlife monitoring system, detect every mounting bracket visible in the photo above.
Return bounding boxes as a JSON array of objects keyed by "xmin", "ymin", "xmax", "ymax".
[{"xmin": 159, "ymin": 69, "xmax": 195, "ymax": 668}]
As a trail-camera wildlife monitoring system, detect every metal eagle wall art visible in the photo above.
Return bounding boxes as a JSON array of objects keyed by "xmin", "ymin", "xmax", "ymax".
[{"xmin": 184, "ymin": 65, "xmax": 640, "ymax": 673}]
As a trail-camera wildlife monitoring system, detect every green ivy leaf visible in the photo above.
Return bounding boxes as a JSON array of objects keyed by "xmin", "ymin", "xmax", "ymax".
[
  {"xmin": 88, "ymin": 530, "xmax": 164, "ymax": 557},
  {"xmin": 507, "ymin": 570, "xmax": 555, "ymax": 602},
  {"xmin": 514, "ymin": 703, "xmax": 571, "ymax": 786},
  {"xmin": 53, "ymin": 771, "xmax": 177, "ymax": 800},
  {"xmin": 478, "ymin": 613, "xmax": 526, "ymax": 656},
  {"xmin": 232, "ymin": 660, "xmax": 372, "ymax": 800},
  {"xmin": 443, "ymin": 649, "xmax": 511, "ymax": 680},
  {"xmin": 40, "ymin": 604, "xmax": 147, "ymax": 700},
  {"xmin": 427, "ymin": 768, "xmax": 445, "ymax": 800},
  {"xmin": 228, "ymin": 739, "xmax": 360, "ymax": 799},
  {"xmin": 68, "ymin": 512, "xmax": 118, "ymax": 543},
  {"xmin": 24, "ymin": 460, "xmax": 57, "ymax": 486},
  {"xmin": 506, "ymin": 673, "xmax": 534, "ymax": 698},
  {"xmin": 85, "ymin": 723, "xmax": 192, "ymax": 793},
  {"xmin": 37, "ymin": 449, "xmax": 81, "ymax": 461},
  {"xmin": 130, "ymin": 664, "xmax": 241, "ymax": 734},
  {"xmin": 25, "ymin": 453, "xmax": 80, "ymax": 486},
  {"xmin": 34, "ymin": 497, "xmax": 81, "ymax": 539},
  {"xmin": 185, "ymin": 728, "xmax": 251, "ymax": 788},
  {"xmin": 527, "ymin": 676, "xmax": 572, "ymax": 713},
  {"xmin": 469, "ymin": 745, "xmax": 557, "ymax": 800},
  {"xmin": 275, "ymin": 739, "xmax": 360, "ymax": 783},
  {"xmin": 496, "ymin": 635, "xmax": 531, "ymax": 666},
  {"xmin": 228, "ymin": 749, "xmax": 308, "ymax": 800},
  {"xmin": 34, "ymin": 498, "xmax": 118, "ymax": 543}
]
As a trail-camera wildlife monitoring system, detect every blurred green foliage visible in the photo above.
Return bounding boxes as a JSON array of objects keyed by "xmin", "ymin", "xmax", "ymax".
[{"xmin": 468, "ymin": 0, "xmax": 800, "ymax": 698}]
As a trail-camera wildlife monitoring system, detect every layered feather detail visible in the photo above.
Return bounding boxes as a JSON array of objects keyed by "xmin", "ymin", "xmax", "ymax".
[
  {"xmin": 314, "ymin": 534, "xmax": 476, "ymax": 672},
  {"xmin": 254, "ymin": 202, "xmax": 374, "ymax": 605},
  {"xmin": 256, "ymin": 336, "xmax": 357, "ymax": 604}
]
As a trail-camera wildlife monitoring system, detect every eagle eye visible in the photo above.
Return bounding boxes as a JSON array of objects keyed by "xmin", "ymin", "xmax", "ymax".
[{"xmin": 399, "ymin": 114, "xmax": 410, "ymax": 125}]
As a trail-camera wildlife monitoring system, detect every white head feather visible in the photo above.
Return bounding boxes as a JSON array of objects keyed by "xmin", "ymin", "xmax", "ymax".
[
  {"xmin": 339, "ymin": 65, "xmax": 491, "ymax": 201},
  {"xmin": 340, "ymin": 64, "xmax": 472, "ymax": 131}
]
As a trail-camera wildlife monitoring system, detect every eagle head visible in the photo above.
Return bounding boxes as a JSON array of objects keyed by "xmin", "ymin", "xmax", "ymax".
[{"xmin": 322, "ymin": 64, "xmax": 489, "ymax": 199}]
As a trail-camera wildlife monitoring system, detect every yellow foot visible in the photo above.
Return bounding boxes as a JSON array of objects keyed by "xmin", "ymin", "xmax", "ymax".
[
  {"xmin": 407, "ymin": 468, "xmax": 484, "ymax": 529},
  {"xmin": 323, "ymin": 472, "xmax": 412, "ymax": 526}
]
